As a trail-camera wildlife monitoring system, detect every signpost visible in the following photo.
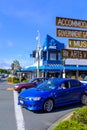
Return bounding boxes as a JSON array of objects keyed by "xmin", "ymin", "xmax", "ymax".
[
  {"xmin": 62, "ymin": 49, "xmax": 87, "ymax": 59},
  {"xmin": 56, "ymin": 17, "xmax": 87, "ymax": 28},
  {"xmin": 56, "ymin": 17, "xmax": 87, "ymax": 79},
  {"xmin": 68, "ymin": 39, "xmax": 87, "ymax": 48},
  {"xmin": 56, "ymin": 28, "xmax": 87, "ymax": 38}
]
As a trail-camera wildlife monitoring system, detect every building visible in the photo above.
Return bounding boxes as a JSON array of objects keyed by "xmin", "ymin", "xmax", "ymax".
[{"xmin": 22, "ymin": 34, "xmax": 87, "ymax": 80}]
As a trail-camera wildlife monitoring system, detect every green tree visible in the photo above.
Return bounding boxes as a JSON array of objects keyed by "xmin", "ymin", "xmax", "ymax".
[
  {"xmin": 11, "ymin": 60, "xmax": 22, "ymax": 75},
  {"xmin": 0, "ymin": 68, "xmax": 10, "ymax": 74},
  {"xmin": 0, "ymin": 68, "xmax": 3, "ymax": 73}
]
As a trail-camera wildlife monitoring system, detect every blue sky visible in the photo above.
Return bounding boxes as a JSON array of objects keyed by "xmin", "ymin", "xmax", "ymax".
[{"xmin": 0, "ymin": 0, "xmax": 87, "ymax": 69}]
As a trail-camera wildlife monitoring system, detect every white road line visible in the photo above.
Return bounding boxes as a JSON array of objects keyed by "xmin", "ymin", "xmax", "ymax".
[{"xmin": 13, "ymin": 91, "xmax": 25, "ymax": 130}]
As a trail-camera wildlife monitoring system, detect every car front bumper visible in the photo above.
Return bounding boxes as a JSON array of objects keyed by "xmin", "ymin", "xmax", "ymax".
[{"xmin": 18, "ymin": 97, "xmax": 44, "ymax": 111}]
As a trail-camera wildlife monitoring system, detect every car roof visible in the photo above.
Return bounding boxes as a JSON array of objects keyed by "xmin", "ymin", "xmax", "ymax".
[
  {"xmin": 48, "ymin": 77, "xmax": 78, "ymax": 83},
  {"xmin": 33, "ymin": 77, "xmax": 48, "ymax": 80}
]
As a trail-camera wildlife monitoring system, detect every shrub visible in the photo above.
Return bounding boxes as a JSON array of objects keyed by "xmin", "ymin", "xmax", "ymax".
[
  {"xmin": 54, "ymin": 106, "xmax": 87, "ymax": 130},
  {"xmin": 7, "ymin": 76, "xmax": 30, "ymax": 83},
  {"xmin": 71, "ymin": 106, "xmax": 87, "ymax": 125},
  {"xmin": 7, "ymin": 77, "xmax": 11, "ymax": 82},
  {"xmin": 54, "ymin": 120, "xmax": 87, "ymax": 130},
  {"xmin": 7, "ymin": 76, "xmax": 19, "ymax": 83}
]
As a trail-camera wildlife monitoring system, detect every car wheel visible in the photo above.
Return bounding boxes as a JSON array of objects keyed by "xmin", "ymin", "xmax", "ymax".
[
  {"xmin": 81, "ymin": 94, "xmax": 87, "ymax": 105},
  {"xmin": 43, "ymin": 99, "xmax": 54, "ymax": 112}
]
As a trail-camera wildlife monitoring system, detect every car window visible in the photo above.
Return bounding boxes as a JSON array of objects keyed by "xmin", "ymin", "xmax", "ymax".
[
  {"xmin": 37, "ymin": 80, "xmax": 57, "ymax": 90},
  {"xmin": 32, "ymin": 79, "xmax": 38, "ymax": 84},
  {"xmin": 61, "ymin": 81, "xmax": 69, "ymax": 89},
  {"xmin": 38, "ymin": 79, "xmax": 43, "ymax": 84},
  {"xmin": 70, "ymin": 80, "xmax": 81, "ymax": 88},
  {"xmin": 38, "ymin": 78, "xmax": 48, "ymax": 83},
  {"xmin": 28, "ymin": 78, "xmax": 36, "ymax": 83},
  {"xmin": 64, "ymin": 82, "xmax": 69, "ymax": 89},
  {"xmin": 32, "ymin": 78, "xmax": 46, "ymax": 84},
  {"xmin": 29, "ymin": 78, "xmax": 48, "ymax": 84}
]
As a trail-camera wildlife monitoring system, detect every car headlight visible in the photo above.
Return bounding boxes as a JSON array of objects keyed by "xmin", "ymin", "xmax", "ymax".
[
  {"xmin": 14, "ymin": 85, "xmax": 19, "ymax": 88},
  {"xmin": 27, "ymin": 97, "xmax": 41, "ymax": 101}
]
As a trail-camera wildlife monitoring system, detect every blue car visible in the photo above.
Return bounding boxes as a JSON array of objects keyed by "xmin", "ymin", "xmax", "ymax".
[{"xmin": 18, "ymin": 78, "xmax": 87, "ymax": 112}]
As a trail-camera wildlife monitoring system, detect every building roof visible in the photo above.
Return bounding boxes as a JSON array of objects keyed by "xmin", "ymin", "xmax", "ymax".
[
  {"xmin": 43, "ymin": 34, "xmax": 64, "ymax": 51},
  {"xmin": 21, "ymin": 65, "xmax": 87, "ymax": 72}
]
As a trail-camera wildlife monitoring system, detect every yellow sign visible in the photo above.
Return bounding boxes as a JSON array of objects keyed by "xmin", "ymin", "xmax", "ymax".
[
  {"xmin": 56, "ymin": 17, "xmax": 87, "ymax": 28},
  {"xmin": 69, "ymin": 39, "xmax": 87, "ymax": 48},
  {"xmin": 56, "ymin": 28, "xmax": 87, "ymax": 38},
  {"xmin": 62, "ymin": 49, "xmax": 87, "ymax": 59}
]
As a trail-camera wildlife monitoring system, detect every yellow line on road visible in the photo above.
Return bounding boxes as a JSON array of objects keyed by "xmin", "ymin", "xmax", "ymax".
[{"xmin": 7, "ymin": 88, "xmax": 15, "ymax": 90}]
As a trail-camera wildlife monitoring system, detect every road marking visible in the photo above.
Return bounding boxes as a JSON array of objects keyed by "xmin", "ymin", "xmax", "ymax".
[
  {"xmin": 7, "ymin": 87, "xmax": 14, "ymax": 90},
  {"xmin": 13, "ymin": 91, "xmax": 25, "ymax": 130}
]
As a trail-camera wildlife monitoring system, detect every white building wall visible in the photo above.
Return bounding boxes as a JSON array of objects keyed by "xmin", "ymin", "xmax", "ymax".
[
  {"xmin": 65, "ymin": 59, "xmax": 87, "ymax": 66},
  {"xmin": 65, "ymin": 46, "xmax": 87, "ymax": 66},
  {"xmin": 31, "ymin": 59, "xmax": 43, "ymax": 67}
]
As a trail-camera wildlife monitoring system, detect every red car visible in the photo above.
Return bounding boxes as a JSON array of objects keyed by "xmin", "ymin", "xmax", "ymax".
[{"xmin": 14, "ymin": 77, "xmax": 48, "ymax": 93}]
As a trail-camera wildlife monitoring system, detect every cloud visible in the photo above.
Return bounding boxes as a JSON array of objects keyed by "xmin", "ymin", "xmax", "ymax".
[{"xmin": 0, "ymin": 60, "xmax": 10, "ymax": 69}]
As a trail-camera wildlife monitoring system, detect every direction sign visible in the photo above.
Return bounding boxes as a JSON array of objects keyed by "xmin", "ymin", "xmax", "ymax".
[
  {"xmin": 56, "ymin": 17, "xmax": 87, "ymax": 28},
  {"xmin": 62, "ymin": 49, "xmax": 87, "ymax": 59},
  {"xmin": 69, "ymin": 39, "xmax": 87, "ymax": 48},
  {"xmin": 56, "ymin": 28, "xmax": 87, "ymax": 38}
]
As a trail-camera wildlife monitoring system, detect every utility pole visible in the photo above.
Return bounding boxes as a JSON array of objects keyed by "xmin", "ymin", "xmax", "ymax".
[
  {"xmin": 62, "ymin": 59, "xmax": 65, "ymax": 78},
  {"xmin": 36, "ymin": 30, "xmax": 41, "ymax": 78}
]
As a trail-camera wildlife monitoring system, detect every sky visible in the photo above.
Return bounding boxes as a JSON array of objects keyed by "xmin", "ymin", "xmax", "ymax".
[{"xmin": 0, "ymin": 0, "xmax": 87, "ymax": 69}]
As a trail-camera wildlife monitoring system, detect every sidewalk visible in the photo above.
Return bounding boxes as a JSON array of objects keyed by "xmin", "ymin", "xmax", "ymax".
[
  {"xmin": 7, "ymin": 82, "xmax": 15, "ymax": 90},
  {"xmin": 47, "ymin": 112, "xmax": 73, "ymax": 130}
]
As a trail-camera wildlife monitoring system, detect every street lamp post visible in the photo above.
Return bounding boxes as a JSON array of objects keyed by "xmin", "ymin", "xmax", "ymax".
[
  {"xmin": 62, "ymin": 59, "xmax": 65, "ymax": 78},
  {"xmin": 37, "ymin": 47, "xmax": 40, "ymax": 78},
  {"xmin": 36, "ymin": 30, "xmax": 41, "ymax": 78},
  {"xmin": 76, "ymin": 65, "xmax": 79, "ymax": 79}
]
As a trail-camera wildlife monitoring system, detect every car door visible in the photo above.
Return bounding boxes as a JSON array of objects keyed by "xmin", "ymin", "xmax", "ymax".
[
  {"xmin": 55, "ymin": 81, "xmax": 72, "ymax": 106},
  {"xmin": 68, "ymin": 80, "xmax": 83, "ymax": 102}
]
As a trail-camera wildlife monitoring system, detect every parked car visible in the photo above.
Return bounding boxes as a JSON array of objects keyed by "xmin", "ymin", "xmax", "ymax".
[
  {"xmin": 80, "ymin": 77, "xmax": 87, "ymax": 84},
  {"xmin": 18, "ymin": 78, "xmax": 87, "ymax": 112},
  {"xmin": 14, "ymin": 77, "xmax": 48, "ymax": 93}
]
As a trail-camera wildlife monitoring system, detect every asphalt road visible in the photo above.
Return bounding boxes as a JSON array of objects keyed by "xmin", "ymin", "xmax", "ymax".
[
  {"xmin": 0, "ymin": 80, "xmax": 16, "ymax": 130},
  {"xmin": 0, "ymin": 80, "xmax": 83, "ymax": 130}
]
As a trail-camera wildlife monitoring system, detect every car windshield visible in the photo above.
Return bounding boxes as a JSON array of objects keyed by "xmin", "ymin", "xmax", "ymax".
[
  {"xmin": 37, "ymin": 79, "xmax": 59, "ymax": 90},
  {"xmin": 28, "ymin": 78, "xmax": 37, "ymax": 83}
]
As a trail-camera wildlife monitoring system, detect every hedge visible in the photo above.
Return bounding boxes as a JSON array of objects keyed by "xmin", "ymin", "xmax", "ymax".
[
  {"xmin": 7, "ymin": 76, "xmax": 19, "ymax": 83},
  {"xmin": 54, "ymin": 120, "xmax": 87, "ymax": 130},
  {"xmin": 54, "ymin": 106, "xmax": 87, "ymax": 130},
  {"xmin": 71, "ymin": 106, "xmax": 87, "ymax": 125}
]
